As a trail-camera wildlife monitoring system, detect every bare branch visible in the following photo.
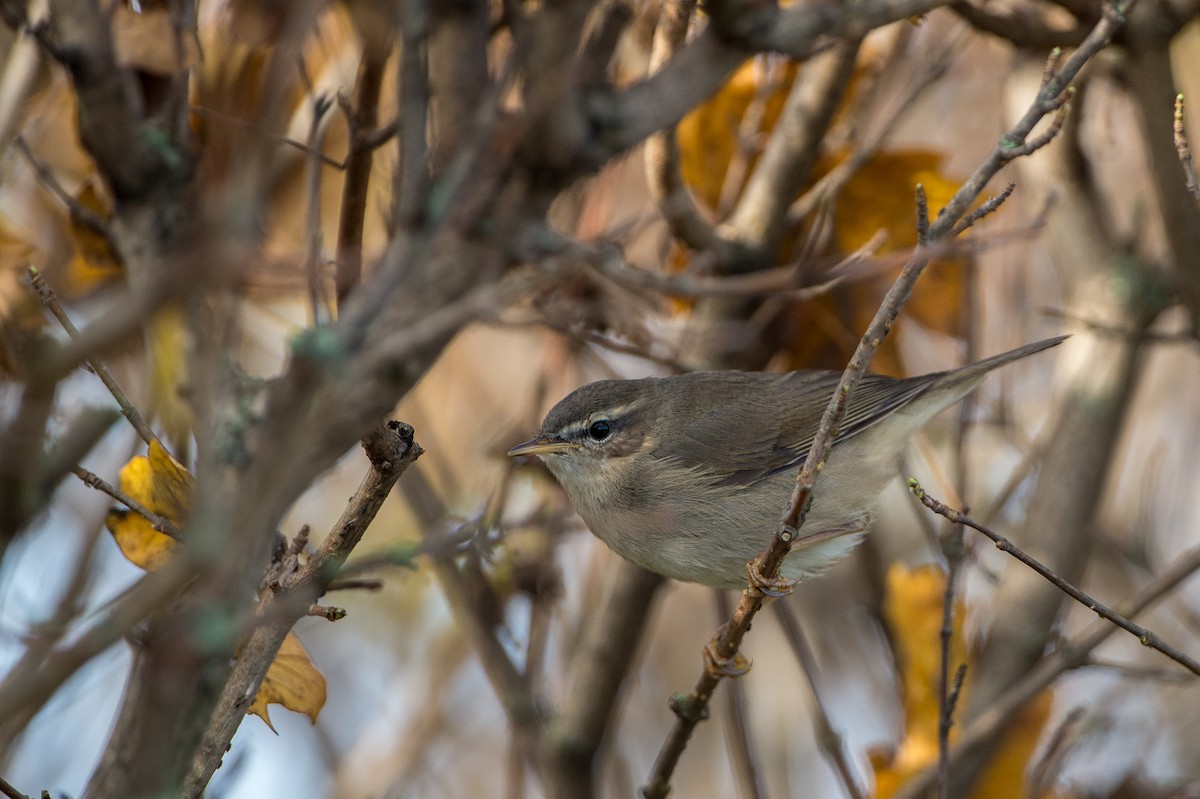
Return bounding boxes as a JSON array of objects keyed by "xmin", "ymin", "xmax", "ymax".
[{"xmin": 910, "ymin": 480, "xmax": 1200, "ymax": 677}]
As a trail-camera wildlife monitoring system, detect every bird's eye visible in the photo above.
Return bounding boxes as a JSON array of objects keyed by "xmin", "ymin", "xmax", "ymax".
[{"xmin": 587, "ymin": 420, "xmax": 612, "ymax": 441}]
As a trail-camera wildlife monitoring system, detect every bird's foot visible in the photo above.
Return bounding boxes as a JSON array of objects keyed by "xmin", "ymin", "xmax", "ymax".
[{"xmin": 745, "ymin": 559, "xmax": 797, "ymax": 599}]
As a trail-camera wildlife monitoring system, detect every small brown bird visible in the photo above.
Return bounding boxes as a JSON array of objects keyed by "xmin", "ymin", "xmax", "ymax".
[{"xmin": 510, "ymin": 336, "xmax": 1064, "ymax": 588}]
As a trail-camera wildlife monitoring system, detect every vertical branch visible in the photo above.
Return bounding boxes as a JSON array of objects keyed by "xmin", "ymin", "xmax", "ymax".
[
  {"xmin": 336, "ymin": 42, "xmax": 390, "ymax": 308},
  {"xmin": 643, "ymin": 0, "xmax": 729, "ymax": 255},
  {"xmin": 643, "ymin": 6, "xmax": 1135, "ymax": 795},
  {"xmin": 394, "ymin": 0, "xmax": 431, "ymax": 232},
  {"xmin": 773, "ymin": 602, "xmax": 866, "ymax": 799}
]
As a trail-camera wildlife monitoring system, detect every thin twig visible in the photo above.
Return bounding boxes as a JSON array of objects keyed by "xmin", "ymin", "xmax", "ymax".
[
  {"xmin": 909, "ymin": 480, "xmax": 1200, "ymax": 676},
  {"xmin": 188, "ymin": 105, "xmax": 346, "ymax": 169},
  {"xmin": 71, "ymin": 466, "xmax": 184, "ymax": 540},
  {"xmin": 13, "ymin": 135, "xmax": 110, "ymax": 234},
  {"xmin": 1174, "ymin": 94, "xmax": 1200, "ymax": 210},
  {"xmin": 939, "ymin": 662, "xmax": 968, "ymax": 799},
  {"xmin": 951, "ymin": 182, "xmax": 1016, "ymax": 236},
  {"xmin": 335, "ymin": 43, "xmax": 388, "ymax": 308},
  {"xmin": 643, "ymin": 0, "xmax": 729, "ymax": 255},
  {"xmin": 937, "ymin": 544, "xmax": 964, "ymax": 799},
  {"xmin": 27, "ymin": 267, "xmax": 160, "ymax": 450}
]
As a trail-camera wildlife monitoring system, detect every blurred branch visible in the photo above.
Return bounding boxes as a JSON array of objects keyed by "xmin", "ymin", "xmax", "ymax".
[
  {"xmin": 724, "ymin": 37, "xmax": 861, "ymax": 253},
  {"xmin": 335, "ymin": 44, "xmax": 389, "ymax": 307},
  {"xmin": 951, "ymin": 0, "xmax": 1089, "ymax": 47},
  {"xmin": 0, "ymin": 775, "xmax": 33, "ymax": 799},
  {"xmin": 643, "ymin": 0, "xmax": 730, "ymax": 256},
  {"xmin": 787, "ymin": 36, "xmax": 956, "ymax": 226},
  {"xmin": 715, "ymin": 591, "xmax": 767, "ymax": 799},
  {"xmin": 774, "ymin": 602, "xmax": 866, "ymax": 799},
  {"xmin": 0, "ymin": 550, "xmax": 197, "ymax": 748},
  {"xmin": 393, "ymin": 0, "xmax": 430, "ymax": 230},
  {"xmin": 183, "ymin": 422, "xmax": 423, "ymax": 796},
  {"xmin": 541, "ymin": 561, "xmax": 665, "ymax": 798},
  {"xmin": 604, "ymin": 0, "xmax": 951, "ymax": 155},
  {"xmin": 642, "ymin": 4, "xmax": 1135, "ymax": 794},
  {"xmin": 910, "ymin": 481, "xmax": 1200, "ymax": 676}
]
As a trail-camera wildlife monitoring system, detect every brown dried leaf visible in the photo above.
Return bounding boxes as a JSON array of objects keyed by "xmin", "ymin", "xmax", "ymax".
[{"xmin": 66, "ymin": 181, "xmax": 122, "ymax": 293}]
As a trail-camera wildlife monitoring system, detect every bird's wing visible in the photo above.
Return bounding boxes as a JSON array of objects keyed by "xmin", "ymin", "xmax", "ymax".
[{"xmin": 667, "ymin": 371, "xmax": 935, "ymax": 487}]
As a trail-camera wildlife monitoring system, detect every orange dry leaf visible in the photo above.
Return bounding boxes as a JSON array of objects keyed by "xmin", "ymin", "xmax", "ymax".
[
  {"xmin": 787, "ymin": 149, "xmax": 969, "ymax": 375},
  {"xmin": 676, "ymin": 57, "xmax": 798, "ymax": 211},
  {"xmin": 246, "ymin": 631, "xmax": 328, "ymax": 732},
  {"xmin": 871, "ymin": 563, "xmax": 1051, "ymax": 798},
  {"xmin": 66, "ymin": 181, "xmax": 123, "ymax": 294}
]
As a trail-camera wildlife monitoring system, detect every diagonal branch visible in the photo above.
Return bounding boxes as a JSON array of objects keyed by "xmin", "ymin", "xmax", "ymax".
[{"xmin": 640, "ymin": 4, "xmax": 1136, "ymax": 794}]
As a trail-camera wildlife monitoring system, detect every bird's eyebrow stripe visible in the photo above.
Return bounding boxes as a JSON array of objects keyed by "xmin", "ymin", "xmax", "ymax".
[{"xmin": 559, "ymin": 402, "xmax": 638, "ymax": 436}]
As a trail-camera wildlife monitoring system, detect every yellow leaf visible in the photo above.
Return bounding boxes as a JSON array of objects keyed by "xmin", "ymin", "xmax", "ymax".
[
  {"xmin": 148, "ymin": 308, "xmax": 193, "ymax": 448},
  {"xmin": 117, "ymin": 439, "xmax": 193, "ymax": 523},
  {"xmin": 873, "ymin": 563, "xmax": 969, "ymax": 797},
  {"xmin": 66, "ymin": 182, "xmax": 123, "ymax": 294},
  {"xmin": 247, "ymin": 632, "xmax": 327, "ymax": 731},
  {"xmin": 105, "ymin": 509, "xmax": 179, "ymax": 571},
  {"xmin": 106, "ymin": 440, "xmax": 192, "ymax": 571},
  {"xmin": 873, "ymin": 564, "xmax": 1052, "ymax": 798},
  {"xmin": 784, "ymin": 150, "xmax": 969, "ymax": 375},
  {"xmin": 677, "ymin": 57, "xmax": 798, "ymax": 210}
]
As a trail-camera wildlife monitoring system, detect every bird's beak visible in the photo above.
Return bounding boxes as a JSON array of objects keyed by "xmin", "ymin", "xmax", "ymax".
[{"xmin": 507, "ymin": 435, "xmax": 575, "ymax": 458}]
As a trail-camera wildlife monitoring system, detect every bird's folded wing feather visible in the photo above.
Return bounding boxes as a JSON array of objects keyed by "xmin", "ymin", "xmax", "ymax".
[{"xmin": 664, "ymin": 370, "xmax": 937, "ymax": 487}]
